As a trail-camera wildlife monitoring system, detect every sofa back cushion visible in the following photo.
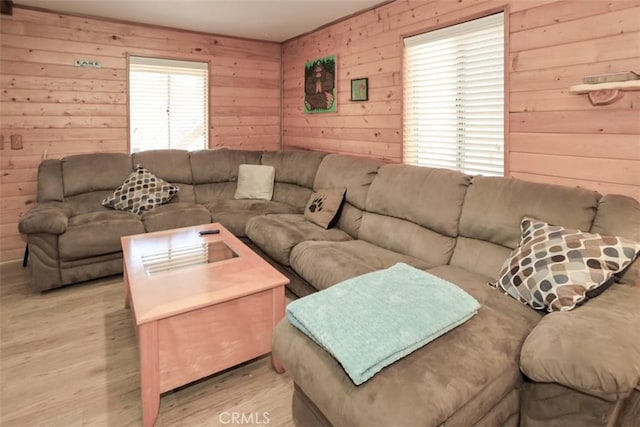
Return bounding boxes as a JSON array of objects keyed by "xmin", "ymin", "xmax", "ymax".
[
  {"xmin": 37, "ymin": 159, "xmax": 64, "ymax": 202},
  {"xmin": 62, "ymin": 153, "xmax": 132, "ymax": 197},
  {"xmin": 590, "ymin": 194, "xmax": 640, "ymax": 286},
  {"xmin": 313, "ymin": 154, "xmax": 382, "ymax": 237},
  {"xmin": 451, "ymin": 176, "xmax": 601, "ymax": 279},
  {"xmin": 261, "ymin": 150, "xmax": 327, "ymax": 209},
  {"xmin": 359, "ymin": 164, "xmax": 471, "ymax": 267},
  {"xmin": 190, "ymin": 148, "xmax": 262, "ymax": 184},
  {"xmin": 191, "ymin": 149, "xmax": 262, "ymax": 204},
  {"xmin": 132, "ymin": 149, "xmax": 195, "ymax": 203}
]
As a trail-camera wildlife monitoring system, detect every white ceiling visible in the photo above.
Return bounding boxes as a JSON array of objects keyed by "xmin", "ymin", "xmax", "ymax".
[{"xmin": 15, "ymin": 0, "xmax": 386, "ymax": 42}]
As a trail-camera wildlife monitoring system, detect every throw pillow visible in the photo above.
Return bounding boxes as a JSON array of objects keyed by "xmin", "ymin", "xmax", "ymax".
[
  {"xmin": 491, "ymin": 217, "xmax": 640, "ymax": 312},
  {"xmin": 234, "ymin": 164, "xmax": 275, "ymax": 201},
  {"xmin": 304, "ymin": 188, "xmax": 346, "ymax": 229},
  {"xmin": 102, "ymin": 165, "xmax": 179, "ymax": 215}
]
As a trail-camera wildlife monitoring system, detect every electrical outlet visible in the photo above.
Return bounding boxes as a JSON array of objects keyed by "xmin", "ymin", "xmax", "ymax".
[{"xmin": 10, "ymin": 134, "xmax": 23, "ymax": 150}]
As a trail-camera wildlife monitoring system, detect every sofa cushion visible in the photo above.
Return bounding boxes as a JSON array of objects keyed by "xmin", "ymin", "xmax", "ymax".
[
  {"xmin": 272, "ymin": 183, "xmax": 313, "ymax": 210},
  {"xmin": 261, "ymin": 150, "xmax": 327, "ymax": 188},
  {"xmin": 365, "ymin": 164, "xmax": 471, "ymax": 237},
  {"xmin": 289, "ymin": 240, "xmax": 430, "ymax": 291},
  {"xmin": 102, "ymin": 165, "xmax": 179, "ymax": 214},
  {"xmin": 37, "ymin": 159, "xmax": 64, "ymax": 202},
  {"xmin": 493, "ymin": 217, "xmax": 640, "ymax": 312},
  {"xmin": 62, "ymin": 153, "xmax": 132, "ymax": 197},
  {"xmin": 520, "ymin": 284, "xmax": 640, "ymax": 401},
  {"xmin": 59, "ymin": 211, "xmax": 144, "ymax": 260},
  {"xmin": 272, "ymin": 264, "xmax": 540, "ymax": 426},
  {"xmin": 19, "ymin": 202, "xmax": 69, "ymax": 235},
  {"xmin": 194, "ymin": 182, "xmax": 237, "ymax": 205},
  {"xmin": 245, "ymin": 214, "xmax": 352, "ymax": 266},
  {"xmin": 190, "ymin": 148, "xmax": 262, "ymax": 184},
  {"xmin": 234, "ymin": 164, "xmax": 275, "ymax": 201},
  {"xmin": 452, "ymin": 176, "xmax": 602, "ymax": 280},
  {"xmin": 205, "ymin": 199, "xmax": 300, "ymax": 237},
  {"xmin": 303, "ymin": 188, "xmax": 345, "ymax": 229},
  {"xmin": 590, "ymin": 194, "xmax": 640, "ymax": 286},
  {"xmin": 140, "ymin": 202, "xmax": 212, "ymax": 233},
  {"xmin": 458, "ymin": 176, "xmax": 601, "ymax": 250},
  {"xmin": 312, "ymin": 154, "xmax": 381, "ymax": 238},
  {"xmin": 314, "ymin": 154, "xmax": 381, "ymax": 211},
  {"xmin": 132, "ymin": 149, "xmax": 193, "ymax": 184}
]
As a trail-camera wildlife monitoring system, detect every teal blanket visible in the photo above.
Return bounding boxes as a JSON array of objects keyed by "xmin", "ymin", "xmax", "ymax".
[{"xmin": 286, "ymin": 263, "xmax": 480, "ymax": 385}]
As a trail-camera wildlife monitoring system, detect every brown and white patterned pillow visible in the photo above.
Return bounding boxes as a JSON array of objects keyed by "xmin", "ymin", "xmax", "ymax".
[
  {"xmin": 491, "ymin": 217, "xmax": 640, "ymax": 312},
  {"xmin": 102, "ymin": 165, "xmax": 179, "ymax": 215}
]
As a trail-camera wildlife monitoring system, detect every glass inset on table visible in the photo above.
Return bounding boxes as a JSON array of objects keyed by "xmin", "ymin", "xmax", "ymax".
[{"xmin": 141, "ymin": 241, "xmax": 239, "ymax": 275}]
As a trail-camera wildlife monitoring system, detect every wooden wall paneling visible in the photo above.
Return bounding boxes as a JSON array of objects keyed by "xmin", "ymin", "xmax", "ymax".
[
  {"xmin": 510, "ymin": 7, "xmax": 640, "ymax": 52},
  {"xmin": 0, "ymin": 7, "xmax": 281, "ymax": 261},
  {"xmin": 510, "ymin": 133, "xmax": 640, "ymax": 160},
  {"xmin": 510, "ymin": 172, "xmax": 640, "ymax": 202},
  {"xmin": 282, "ymin": 0, "xmax": 640, "ymax": 202},
  {"xmin": 510, "ymin": 58, "xmax": 640, "ymax": 92},
  {"xmin": 509, "ymin": 0, "xmax": 640, "ymax": 32},
  {"xmin": 510, "ymin": 32, "xmax": 640, "ymax": 72},
  {"xmin": 510, "ymin": 88, "xmax": 640, "ymax": 112}
]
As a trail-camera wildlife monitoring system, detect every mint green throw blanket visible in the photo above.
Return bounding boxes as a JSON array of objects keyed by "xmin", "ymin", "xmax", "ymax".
[{"xmin": 286, "ymin": 263, "xmax": 480, "ymax": 385}]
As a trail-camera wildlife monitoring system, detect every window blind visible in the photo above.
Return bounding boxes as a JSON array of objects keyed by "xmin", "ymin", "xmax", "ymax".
[
  {"xmin": 403, "ymin": 12, "xmax": 504, "ymax": 176},
  {"xmin": 129, "ymin": 56, "xmax": 208, "ymax": 153}
]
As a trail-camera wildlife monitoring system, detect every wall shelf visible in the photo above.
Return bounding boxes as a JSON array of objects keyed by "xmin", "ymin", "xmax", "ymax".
[{"xmin": 569, "ymin": 80, "xmax": 640, "ymax": 106}]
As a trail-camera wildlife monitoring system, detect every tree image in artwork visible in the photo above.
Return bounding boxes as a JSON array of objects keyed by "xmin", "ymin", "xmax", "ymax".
[{"xmin": 304, "ymin": 55, "xmax": 336, "ymax": 113}]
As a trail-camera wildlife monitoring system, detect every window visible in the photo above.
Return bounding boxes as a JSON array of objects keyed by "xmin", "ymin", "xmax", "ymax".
[
  {"xmin": 128, "ymin": 56, "xmax": 208, "ymax": 153},
  {"xmin": 403, "ymin": 13, "xmax": 504, "ymax": 176}
]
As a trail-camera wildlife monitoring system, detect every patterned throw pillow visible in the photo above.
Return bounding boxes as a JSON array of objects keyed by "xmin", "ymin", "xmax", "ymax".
[
  {"xmin": 491, "ymin": 217, "xmax": 640, "ymax": 312},
  {"xmin": 102, "ymin": 165, "xmax": 179, "ymax": 215},
  {"xmin": 304, "ymin": 188, "xmax": 346, "ymax": 229}
]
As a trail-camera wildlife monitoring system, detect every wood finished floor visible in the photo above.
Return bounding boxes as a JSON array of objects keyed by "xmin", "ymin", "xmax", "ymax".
[{"xmin": 0, "ymin": 261, "xmax": 295, "ymax": 426}]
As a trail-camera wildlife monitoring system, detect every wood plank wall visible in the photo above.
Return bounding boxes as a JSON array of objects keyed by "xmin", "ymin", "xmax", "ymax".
[
  {"xmin": 0, "ymin": 7, "xmax": 281, "ymax": 261},
  {"xmin": 282, "ymin": 0, "xmax": 640, "ymax": 195}
]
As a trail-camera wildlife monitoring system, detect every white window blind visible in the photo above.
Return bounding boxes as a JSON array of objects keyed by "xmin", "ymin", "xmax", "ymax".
[
  {"xmin": 129, "ymin": 56, "xmax": 208, "ymax": 153},
  {"xmin": 403, "ymin": 12, "xmax": 504, "ymax": 176}
]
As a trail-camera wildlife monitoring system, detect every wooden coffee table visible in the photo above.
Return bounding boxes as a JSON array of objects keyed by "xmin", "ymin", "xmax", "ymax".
[{"xmin": 121, "ymin": 223, "xmax": 289, "ymax": 427}]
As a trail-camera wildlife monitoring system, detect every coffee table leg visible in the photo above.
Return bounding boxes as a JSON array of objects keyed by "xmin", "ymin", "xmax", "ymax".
[
  {"xmin": 272, "ymin": 286, "xmax": 286, "ymax": 374},
  {"xmin": 123, "ymin": 262, "xmax": 131, "ymax": 309},
  {"xmin": 139, "ymin": 321, "xmax": 160, "ymax": 427}
]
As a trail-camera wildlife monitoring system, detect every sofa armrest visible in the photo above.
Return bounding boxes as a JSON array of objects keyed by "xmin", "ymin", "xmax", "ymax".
[
  {"xmin": 520, "ymin": 285, "xmax": 640, "ymax": 401},
  {"xmin": 520, "ymin": 284, "xmax": 640, "ymax": 401},
  {"xmin": 18, "ymin": 202, "xmax": 70, "ymax": 235}
]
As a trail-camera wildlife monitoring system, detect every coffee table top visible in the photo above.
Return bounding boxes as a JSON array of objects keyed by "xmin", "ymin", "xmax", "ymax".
[{"xmin": 121, "ymin": 223, "xmax": 289, "ymax": 324}]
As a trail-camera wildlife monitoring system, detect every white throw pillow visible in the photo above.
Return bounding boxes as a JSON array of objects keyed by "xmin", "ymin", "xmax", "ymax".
[{"xmin": 234, "ymin": 164, "xmax": 275, "ymax": 200}]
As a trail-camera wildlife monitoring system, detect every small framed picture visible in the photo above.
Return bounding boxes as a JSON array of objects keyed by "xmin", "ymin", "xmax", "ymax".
[{"xmin": 350, "ymin": 78, "xmax": 368, "ymax": 101}]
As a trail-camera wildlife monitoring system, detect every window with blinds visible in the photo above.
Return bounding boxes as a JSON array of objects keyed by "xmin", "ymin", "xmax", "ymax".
[
  {"xmin": 129, "ymin": 56, "xmax": 208, "ymax": 153},
  {"xmin": 403, "ymin": 12, "xmax": 504, "ymax": 176}
]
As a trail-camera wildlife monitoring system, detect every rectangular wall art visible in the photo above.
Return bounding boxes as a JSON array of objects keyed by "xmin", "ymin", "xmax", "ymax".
[{"xmin": 304, "ymin": 55, "xmax": 337, "ymax": 113}]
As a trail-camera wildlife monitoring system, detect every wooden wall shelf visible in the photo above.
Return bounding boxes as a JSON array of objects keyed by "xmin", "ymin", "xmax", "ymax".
[{"xmin": 569, "ymin": 80, "xmax": 640, "ymax": 106}]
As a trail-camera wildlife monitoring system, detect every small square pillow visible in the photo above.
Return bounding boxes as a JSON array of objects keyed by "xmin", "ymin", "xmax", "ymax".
[
  {"xmin": 234, "ymin": 164, "xmax": 275, "ymax": 201},
  {"xmin": 491, "ymin": 217, "xmax": 640, "ymax": 312},
  {"xmin": 102, "ymin": 165, "xmax": 179, "ymax": 215},
  {"xmin": 304, "ymin": 188, "xmax": 346, "ymax": 229}
]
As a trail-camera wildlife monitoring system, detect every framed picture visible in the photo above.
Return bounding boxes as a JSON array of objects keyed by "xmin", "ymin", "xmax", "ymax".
[
  {"xmin": 350, "ymin": 78, "xmax": 368, "ymax": 101},
  {"xmin": 304, "ymin": 55, "xmax": 337, "ymax": 114}
]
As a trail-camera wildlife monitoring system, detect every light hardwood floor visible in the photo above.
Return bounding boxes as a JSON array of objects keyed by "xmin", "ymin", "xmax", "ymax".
[{"xmin": 0, "ymin": 260, "xmax": 295, "ymax": 427}]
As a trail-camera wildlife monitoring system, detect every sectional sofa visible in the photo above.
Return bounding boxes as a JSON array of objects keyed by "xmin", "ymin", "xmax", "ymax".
[{"xmin": 18, "ymin": 148, "xmax": 640, "ymax": 426}]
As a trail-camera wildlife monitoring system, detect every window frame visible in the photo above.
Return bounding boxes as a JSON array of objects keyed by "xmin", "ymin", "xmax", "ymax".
[
  {"xmin": 400, "ymin": 7, "xmax": 510, "ymax": 176},
  {"xmin": 126, "ymin": 53, "xmax": 211, "ymax": 154}
]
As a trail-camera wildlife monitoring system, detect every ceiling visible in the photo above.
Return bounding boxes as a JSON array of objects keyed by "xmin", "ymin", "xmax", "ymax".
[{"xmin": 15, "ymin": 0, "xmax": 386, "ymax": 42}]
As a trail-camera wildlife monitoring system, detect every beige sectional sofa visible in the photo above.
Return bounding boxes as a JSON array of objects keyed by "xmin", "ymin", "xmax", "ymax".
[{"xmin": 19, "ymin": 149, "xmax": 640, "ymax": 425}]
